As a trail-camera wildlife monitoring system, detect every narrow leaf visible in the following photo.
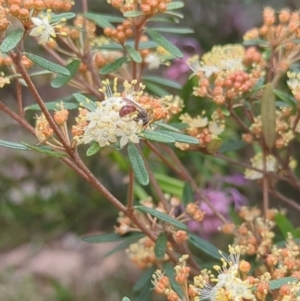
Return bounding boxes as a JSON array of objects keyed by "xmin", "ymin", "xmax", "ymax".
[
  {"xmin": 275, "ymin": 213, "xmax": 295, "ymax": 238},
  {"xmin": 136, "ymin": 205, "xmax": 187, "ymax": 230},
  {"xmin": 83, "ymin": 233, "xmax": 124, "ymax": 243},
  {"xmin": 25, "ymin": 101, "xmax": 78, "ymax": 111},
  {"xmin": 207, "ymin": 138, "xmax": 222, "ymax": 154},
  {"xmin": 142, "ymin": 75, "xmax": 182, "ymax": 89},
  {"xmin": 0, "ymin": 139, "xmax": 29, "ymax": 151},
  {"xmin": 243, "ymin": 39, "xmax": 269, "ymax": 47},
  {"xmin": 182, "ymin": 182, "xmax": 194, "ymax": 205},
  {"xmin": 73, "ymin": 93, "xmax": 97, "ymax": 111},
  {"xmin": 154, "ymin": 121, "xmax": 181, "ymax": 132},
  {"xmin": 127, "ymin": 143, "xmax": 149, "ymax": 186},
  {"xmin": 50, "ymin": 12, "xmax": 76, "ymax": 23},
  {"xmin": 84, "ymin": 12, "xmax": 114, "ymax": 29},
  {"xmin": 100, "ymin": 57, "xmax": 128, "ymax": 75},
  {"xmin": 219, "ymin": 140, "xmax": 246, "ymax": 153},
  {"xmin": 145, "ymin": 81, "xmax": 170, "ymax": 97},
  {"xmin": 188, "ymin": 233, "xmax": 225, "ymax": 260},
  {"xmin": 0, "ymin": 29, "xmax": 24, "ymax": 53},
  {"xmin": 133, "ymin": 267, "xmax": 156, "ymax": 292},
  {"xmin": 145, "ymin": 29, "xmax": 183, "ymax": 58},
  {"xmin": 163, "ymin": 263, "xmax": 184, "ymax": 299},
  {"xmin": 51, "ymin": 60, "xmax": 80, "ymax": 88},
  {"xmin": 125, "ymin": 45, "xmax": 142, "ymax": 63},
  {"xmin": 261, "ymin": 84, "xmax": 276, "ymax": 149},
  {"xmin": 122, "ymin": 297, "xmax": 131, "ymax": 301},
  {"xmin": 273, "ymin": 89, "xmax": 297, "ymax": 106},
  {"xmin": 84, "ymin": 12, "xmax": 124, "ymax": 23},
  {"xmin": 123, "ymin": 11, "xmax": 144, "ymax": 17},
  {"xmin": 154, "ymin": 233, "xmax": 168, "ymax": 260},
  {"xmin": 143, "ymin": 130, "xmax": 175, "ymax": 143},
  {"xmin": 22, "ymin": 143, "xmax": 68, "ymax": 157},
  {"xmin": 157, "ymin": 130, "xmax": 199, "ymax": 144},
  {"xmin": 269, "ymin": 277, "xmax": 297, "ymax": 291},
  {"xmin": 25, "ymin": 53, "xmax": 70, "ymax": 75},
  {"xmin": 152, "ymin": 27, "xmax": 193, "ymax": 34},
  {"xmin": 86, "ymin": 142, "xmax": 101, "ymax": 156},
  {"xmin": 166, "ymin": 1, "xmax": 184, "ymax": 10}
]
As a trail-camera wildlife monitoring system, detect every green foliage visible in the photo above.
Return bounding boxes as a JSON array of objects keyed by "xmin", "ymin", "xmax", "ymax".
[
  {"xmin": 0, "ymin": 139, "xmax": 30, "ymax": 151},
  {"xmin": 0, "ymin": 29, "xmax": 24, "ymax": 53},
  {"xmin": 100, "ymin": 57, "xmax": 128, "ymax": 74},
  {"xmin": 25, "ymin": 53, "xmax": 70, "ymax": 76},
  {"xmin": 143, "ymin": 129, "xmax": 176, "ymax": 143},
  {"xmin": 154, "ymin": 173, "xmax": 184, "ymax": 197},
  {"xmin": 22, "ymin": 143, "xmax": 68, "ymax": 158},
  {"xmin": 154, "ymin": 233, "xmax": 168, "ymax": 260},
  {"xmin": 163, "ymin": 263, "xmax": 184, "ymax": 299},
  {"xmin": 127, "ymin": 143, "xmax": 150, "ymax": 186},
  {"xmin": 73, "ymin": 93, "xmax": 97, "ymax": 111},
  {"xmin": 145, "ymin": 28, "xmax": 183, "ymax": 58},
  {"xmin": 86, "ymin": 142, "xmax": 101, "ymax": 156},
  {"xmin": 142, "ymin": 75, "xmax": 182, "ymax": 89},
  {"xmin": 125, "ymin": 45, "xmax": 143, "ymax": 63},
  {"xmin": 25, "ymin": 96, "xmax": 78, "ymax": 111},
  {"xmin": 135, "ymin": 205, "xmax": 187, "ymax": 230},
  {"xmin": 51, "ymin": 60, "xmax": 80, "ymax": 88},
  {"xmin": 219, "ymin": 140, "xmax": 246, "ymax": 153},
  {"xmin": 182, "ymin": 182, "xmax": 194, "ymax": 205}
]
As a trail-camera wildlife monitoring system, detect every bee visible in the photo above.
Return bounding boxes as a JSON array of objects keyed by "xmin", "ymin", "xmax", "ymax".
[{"xmin": 119, "ymin": 97, "xmax": 150, "ymax": 126}]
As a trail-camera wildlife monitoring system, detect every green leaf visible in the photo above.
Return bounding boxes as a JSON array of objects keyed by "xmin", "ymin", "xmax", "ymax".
[
  {"xmin": 153, "ymin": 121, "xmax": 181, "ymax": 132},
  {"xmin": 82, "ymin": 232, "xmax": 142, "ymax": 243},
  {"xmin": 104, "ymin": 233, "xmax": 145, "ymax": 257},
  {"xmin": 154, "ymin": 233, "xmax": 167, "ymax": 260},
  {"xmin": 242, "ymin": 39, "xmax": 269, "ymax": 47},
  {"xmin": 157, "ymin": 130, "xmax": 199, "ymax": 144},
  {"xmin": 84, "ymin": 12, "xmax": 114, "ymax": 29},
  {"xmin": 188, "ymin": 233, "xmax": 225, "ymax": 260},
  {"xmin": 134, "ymin": 183, "xmax": 149, "ymax": 200},
  {"xmin": 125, "ymin": 45, "xmax": 142, "ymax": 63},
  {"xmin": 136, "ymin": 205, "xmax": 187, "ymax": 230},
  {"xmin": 162, "ymin": 11, "xmax": 184, "ymax": 19},
  {"xmin": 133, "ymin": 267, "xmax": 156, "ymax": 292},
  {"xmin": 98, "ymin": 41, "xmax": 158, "ymax": 51},
  {"xmin": 122, "ymin": 297, "xmax": 131, "ymax": 301},
  {"xmin": 25, "ymin": 101, "xmax": 78, "ymax": 111},
  {"xmin": 207, "ymin": 138, "xmax": 222, "ymax": 154},
  {"xmin": 144, "ymin": 82, "xmax": 170, "ymax": 97},
  {"xmin": 182, "ymin": 182, "xmax": 194, "ymax": 205},
  {"xmin": 73, "ymin": 93, "xmax": 97, "ymax": 111},
  {"xmin": 163, "ymin": 263, "xmax": 184, "ymax": 299},
  {"xmin": 273, "ymin": 89, "xmax": 297, "ymax": 106},
  {"xmin": 269, "ymin": 277, "xmax": 297, "ymax": 291},
  {"xmin": 152, "ymin": 27, "xmax": 193, "ymax": 34},
  {"xmin": 0, "ymin": 139, "xmax": 29, "ymax": 151},
  {"xmin": 25, "ymin": 53, "xmax": 70, "ymax": 76},
  {"xmin": 127, "ymin": 143, "xmax": 149, "ymax": 186},
  {"xmin": 123, "ymin": 11, "xmax": 144, "ymax": 17},
  {"xmin": 145, "ymin": 28, "xmax": 183, "ymax": 58},
  {"xmin": 275, "ymin": 213, "xmax": 295, "ymax": 238},
  {"xmin": 100, "ymin": 57, "xmax": 128, "ymax": 75},
  {"xmin": 51, "ymin": 60, "xmax": 80, "ymax": 88},
  {"xmin": 50, "ymin": 12, "xmax": 76, "ymax": 23},
  {"xmin": 22, "ymin": 143, "xmax": 68, "ymax": 158},
  {"xmin": 86, "ymin": 142, "xmax": 101, "ymax": 156},
  {"xmin": 143, "ymin": 130, "xmax": 175, "ymax": 143},
  {"xmin": 154, "ymin": 173, "xmax": 184, "ymax": 197},
  {"xmin": 84, "ymin": 12, "xmax": 124, "ymax": 23},
  {"xmin": 142, "ymin": 75, "xmax": 182, "ymax": 89},
  {"xmin": 219, "ymin": 140, "xmax": 246, "ymax": 153},
  {"xmin": 275, "ymin": 238, "xmax": 300, "ymax": 248},
  {"xmin": 0, "ymin": 29, "xmax": 24, "ymax": 53},
  {"xmin": 149, "ymin": 16, "xmax": 177, "ymax": 23},
  {"xmin": 166, "ymin": 1, "xmax": 184, "ymax": 10}
]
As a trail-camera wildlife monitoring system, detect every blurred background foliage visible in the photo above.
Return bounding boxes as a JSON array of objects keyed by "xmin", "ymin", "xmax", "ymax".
[{"xmin": 0, "ymin": 0, "xmax": 299, "ymax": 300}]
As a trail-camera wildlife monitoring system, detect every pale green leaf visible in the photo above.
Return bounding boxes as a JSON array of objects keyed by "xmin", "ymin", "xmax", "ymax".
[
  {"xmin": 135, "ymin": 205, "xmax": 187, "ymax": 230},
  {"xmin": 50, "ymin": 12, "xmax": 76, "ymax": 23},
  {"xmin": 84, "ymin": 12, "xmax": 114, "ymax": 29},
  {"xmin": 73, "ymin": 93, "xmax": 97, "ymax": 111},
  {"xmin": 25, "ymin": 53, "xmax": 70, "ymax": 76},
  {"xmin": 100, "ymin": 57, "xmax": 128, "ymax": 75},
  {"xmin": 84, "ymin": 12, "xmax": 124, "ymax": 23},
  {"xmin": 152, "ymin": 27, "xmax": 193, "ymax": 34},
  {"xmin": 0, "ymin": 139, "xmax": 29, "ymax": 151},
  {"xmin": 51, "ymin": 60, "xmax": 80, "ymax": 88},
  {"xmin": 166, "ymin": 1, "xmax": 184, "ymax": 10},
  {"xmin": 125, "ymin": 45, "xmax": 142, "ymax": 63},
  {"xmin": 145, "ymin": 29, "xmax": 183, "ymax": 58},
  {"xmin": 142, "ymin": 75, "xmax": 182, "ymax": 89},
  {"xmin": 86, "ymin": 142, "xmax": 101, "ymax": 156},
  {"xmin": 22, "ymin": 143, "xmax": 68, "ymax": 158},
  {"xmin": 157, "ymin": 130, "xmax": 199, "ymax": 144},
  {"xmin": 153, "ymin": 121, "xmax": 181, "ymax": 132},
  {"xmin": 163, "ymin": 263, "xmax": 184, "ymax": 299},
  {"xmin": 0, "ymin": 29, "xmax": 24, "ymax": 53},
  {"xmin": 123, "ymin": 11, "xmax": 144, "ymax": 17},
  {"xmin": 219, "ymin": 140, "xmax": 246, "ymax": 153},
  {"xmin": 154, "ymin": 233, "xmax": 167, "ymax": 260},
  {"xmin": 127, "ymin": 143, "xmax": 149, "ymax": 186},
  {"xmin": 142, "ymin": 130, "xmax": 175, "ymax": 143}
]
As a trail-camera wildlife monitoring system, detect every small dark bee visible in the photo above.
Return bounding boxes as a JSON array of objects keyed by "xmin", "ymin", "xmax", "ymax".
[{"xmin": 119, "ymin": 98, "xmax": 149, "ymax": 126}]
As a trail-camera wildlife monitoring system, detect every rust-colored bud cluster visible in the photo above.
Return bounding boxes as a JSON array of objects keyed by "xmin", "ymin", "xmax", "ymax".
[{"xmin": 104, "ymin": 20, "xmax": 133, "ymax": 44}]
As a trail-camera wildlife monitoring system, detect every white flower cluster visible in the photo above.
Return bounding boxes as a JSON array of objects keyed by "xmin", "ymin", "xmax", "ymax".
[{"xmin": 81, "ymin": 97, "xmax": 142, "ymax": 149}]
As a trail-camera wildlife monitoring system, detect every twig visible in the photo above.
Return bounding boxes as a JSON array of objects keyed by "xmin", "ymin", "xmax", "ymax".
[{"xmin": 127, "ymin": 168, "xmax": 134, "ymax": 209}]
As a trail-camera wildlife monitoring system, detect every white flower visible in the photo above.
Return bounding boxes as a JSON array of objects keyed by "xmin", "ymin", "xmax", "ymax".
[
  {"xmin": 30, "ymin": 14, "xmax": 56, "ymax": 44},
  {"xmin": 209, "ymin": 121, "xmax": 224, "ymax": 135},
  {"xmin": 187, "ymin": 56, "xmax": 220, "ymax": 77},
  {"xmin": 244, "ymin": 153, "xmax": 277, "ymax": 180},
  {"xmin": 226, "ymin": 279, "xmax": 255, "ymax": 301},
  {"xmin": 145, "ymin": 53, "xmax": 161, "ymax": 70}
]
